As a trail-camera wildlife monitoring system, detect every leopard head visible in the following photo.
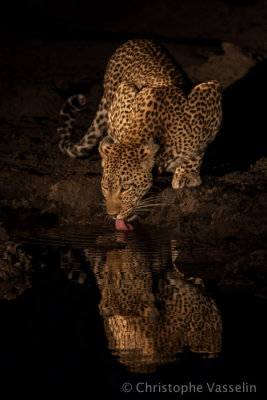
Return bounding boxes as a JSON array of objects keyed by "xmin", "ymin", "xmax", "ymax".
[{"xmin": 99, "ymin": 136, "xmax": 159, "ymax": 220}]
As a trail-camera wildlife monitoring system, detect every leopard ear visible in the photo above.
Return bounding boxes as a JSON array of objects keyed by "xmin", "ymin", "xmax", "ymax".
[
  {"xmin": 98, "ymin": 136, "xmax": 114, "ymax": 158},
  {"xmin": 139, "ymin": 138, "xmax": 159, "ymax": 168}
]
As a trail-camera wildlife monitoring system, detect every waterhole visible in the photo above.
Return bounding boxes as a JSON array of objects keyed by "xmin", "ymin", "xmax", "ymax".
[{"xmin": 0, "ymin": 225, "xmax": 265, "ymax": 396}]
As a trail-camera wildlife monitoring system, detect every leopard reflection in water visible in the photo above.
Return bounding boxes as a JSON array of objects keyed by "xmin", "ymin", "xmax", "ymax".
[{"xmin": 83, "ymin": 238, "xmax": 222, "ymax": 373}]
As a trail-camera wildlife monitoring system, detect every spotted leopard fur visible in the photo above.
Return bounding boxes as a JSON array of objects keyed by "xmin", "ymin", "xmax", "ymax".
[{"xmin": 58, "ymin": 39, "xmax": 222, "ymax": 220}]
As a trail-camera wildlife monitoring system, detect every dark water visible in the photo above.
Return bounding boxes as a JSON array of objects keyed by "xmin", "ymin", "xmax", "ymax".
[{"xmin": 0, "ymin": 225, "xmax": 265, "ymax": 398}]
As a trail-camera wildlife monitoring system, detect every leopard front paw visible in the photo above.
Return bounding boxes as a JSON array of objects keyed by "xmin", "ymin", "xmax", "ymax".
[{"xmin": 172, "ymin": 171, "xmax": 202, "ymax": 189}]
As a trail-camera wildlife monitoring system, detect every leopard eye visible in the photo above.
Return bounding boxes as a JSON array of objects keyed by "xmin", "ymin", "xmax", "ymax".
[{"xmin": 121, "ymin": 184, "xmax": 131, "ymax": 191}]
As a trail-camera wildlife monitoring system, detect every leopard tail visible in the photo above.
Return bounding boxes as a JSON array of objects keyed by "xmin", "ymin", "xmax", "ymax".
[{"xmin": 58, "ymin": 94, "xmax": 108, "ymax": 157}]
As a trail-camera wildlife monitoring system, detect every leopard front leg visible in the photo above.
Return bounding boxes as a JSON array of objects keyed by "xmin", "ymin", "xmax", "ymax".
[{"xmin": 172, "ymin": 155, "xmax": 203, "ymax": 189}]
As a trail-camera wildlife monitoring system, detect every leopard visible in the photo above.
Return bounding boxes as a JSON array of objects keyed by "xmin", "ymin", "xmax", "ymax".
[{"xmin": 58, "ymin": 39, "xmax": 222, "ymax": 224}]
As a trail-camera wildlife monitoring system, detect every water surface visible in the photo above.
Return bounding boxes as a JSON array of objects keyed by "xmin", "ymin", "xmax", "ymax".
[{"xmin": 0, "ymin": 225, "xmax": 265, "ymax": 397}]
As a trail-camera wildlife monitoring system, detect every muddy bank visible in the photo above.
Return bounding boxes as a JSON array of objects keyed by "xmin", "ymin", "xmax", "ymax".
[
  {"xmin": 1, "ymin": 154, "xmax": 267, "ymax": 234},
  {"xmin": 0, "ymin": 226, "xmax": 33, "ymax": 300},
  {"xmin": 1, "ymin": 154, "xmax": 266, "ymax": 236}
]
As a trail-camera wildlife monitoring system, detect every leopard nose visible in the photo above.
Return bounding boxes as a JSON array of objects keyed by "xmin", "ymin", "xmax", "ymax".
[
  {"xmin": 106, "ymin": 200, "xmax": 120, "ymax": 217},
  {"xmin": 108, "ymin": 212, "xmax": 117, "ymax": 218}
]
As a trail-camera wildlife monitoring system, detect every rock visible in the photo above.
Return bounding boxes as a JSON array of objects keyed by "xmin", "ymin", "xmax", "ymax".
[
  {"xmin": 187, "ymin": 42, "xmax": 256, "ymax": 89},
  {"xmin": 0, "ymin": 242, "xmax": 33, "ymax": 300},
  {"xmin": 0, "ymin": 86, "xmax": 63, "ymax": 121},
  {"xmin": 221, "ymin": 250, "xmax": 267, "ymax": 298}
]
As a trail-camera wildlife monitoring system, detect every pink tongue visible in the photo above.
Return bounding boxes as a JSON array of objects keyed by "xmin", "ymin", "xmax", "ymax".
[{"xmin": 115, "ymin": 219, "xmax": 134, "ymax": 231}]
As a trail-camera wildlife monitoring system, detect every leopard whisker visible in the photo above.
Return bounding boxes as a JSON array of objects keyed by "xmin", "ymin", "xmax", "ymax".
[
  {"xmin": 134, "ymin": 203, "xmax": 162, "ymax": 209},
  {"xmin": 130, "ymin": 211, "xmax": 148, "ymax": 218},
  {"xmin": 137, "ymin": 197, "xmax": 159, "ymax": 205},
  {"xmin": 132, "ymin": 206, "xmax": 161, "ymax": 213},
  {"xmin": 151, "ymin": 185, "xmax": 161, "ymax": 191},
  {"xmin": 142, "ymin": 194, "xmax": 158, "ymax": 199},
  {"xmin": 104, "ymin": 215, "xmax": 113, "ymax": 224}
]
